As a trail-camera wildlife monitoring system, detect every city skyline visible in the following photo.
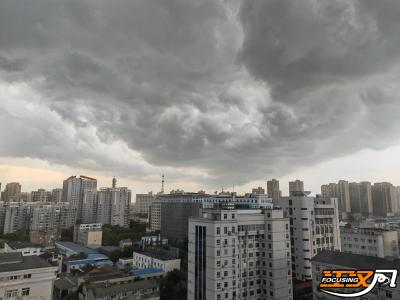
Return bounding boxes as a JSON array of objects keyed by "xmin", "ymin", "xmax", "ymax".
[{"xmin": 1, "ymin": 172, "xmax": 400, "ymax": 200}]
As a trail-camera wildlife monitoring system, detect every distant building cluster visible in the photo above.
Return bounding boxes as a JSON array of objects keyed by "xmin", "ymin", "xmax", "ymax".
[
  {"xmin": 321, "ymin": 180, "xmax": 400, "ymax": 218},
  {"xmin": 1, "ymin": 176, "xmax": 400, "ymax": 299},
  {"xmin": 0, "ymin": 176, "xmax": 131, "ymax": 246}
]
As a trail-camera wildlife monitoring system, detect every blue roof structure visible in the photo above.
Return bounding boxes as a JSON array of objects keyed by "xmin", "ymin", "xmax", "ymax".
[
  {"xmin": 55, "ymin": 241, "xmax": 99, "ymax": 255},
  {"xmin": 130, "ymin": 268, "xmax": 163, "ymax": 276},
  {"xmin": 65, "ymin": 258, "xmax": 112, "ymax": 266}
]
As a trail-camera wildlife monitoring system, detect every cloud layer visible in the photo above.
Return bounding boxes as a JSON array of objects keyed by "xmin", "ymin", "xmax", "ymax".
[{"xmin": 1, "ymin": 0, "xmax": 400, "ymax": 186}]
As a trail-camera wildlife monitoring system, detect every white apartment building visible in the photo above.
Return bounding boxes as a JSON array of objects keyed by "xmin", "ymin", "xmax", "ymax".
[
  {"xmin": 62, "ymin": 175, "xmax": 97, "ymax": 222},
  {"xmin": 132, "ymin": 251, "xmax": 181, "ymax": 273},
  {"xmin": 31, "ymin": 203, "xmax": 74, "ymax": 231},
  {"xmin": 0, "ymin": 253, "xmax": 58, "ymax": 300},
  {"xmin": 29, "ymin": 203, "xmax": 74, "ymax": 246},
  {"xmin": 0, "ymin": 202, "xmax": 73, "ymax": 245},
  {"xmin": 136, "ymin": 192, "xmax": 155, "ymax": 215},
  {"xmin": 149, "ymin": 201, "xmax": 161, "ymax": 231},
  {"xmin": 111, "ymin": 187, "xmax": 131, "ymax": 227},
  {"xmin": 188, "ymin": 206, "xmax": 292, "ymax": 300},
  {"xmin": 279, "ymin": 193, "xmax": 341, "ymax": 282},
  {"xmin": 97, "ymin": 187, "xmax": 131, "ymax": 227},
  {"xmin": 1, "ymin": 202, "xmax": 32, "ymax": 234},
  {"xmin": 341, "ymin": 227, "xmax": 399, "ymax": 258},
  {"xmin": 81, "ymin": 189, "xmax": 98, "ymax": 224},
  {"xmin": 96, "ymin": 190, "xmax": 111, "ymax": 225}
]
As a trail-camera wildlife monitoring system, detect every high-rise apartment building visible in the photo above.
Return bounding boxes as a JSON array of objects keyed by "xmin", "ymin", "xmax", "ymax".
[
  {"xmin": 97, "ymin": 190, "xmax": 112, "ymax": 225},
  {"xmin": 0, "ymin": 201, "xmax": 73, "ymax": 240},
  {"xmin": 2, "ymin": 203, "xmax": 32, "ymax": 235},
  {"xmin": 97, "ymin": 185, "xmax": 131, "ymax": 228},
  {"xmin": 111, "ymin": 187, "xmax": 131, "ymax": 227},
  {"xmin": 31, "ymin": 189, "xmax": 52, "ymax": 202},
  {"xmin": 188, "ymin": 206, "xmax": 292, "ymax": 300},
  {"xmin": 372, "ymin": 182, "xmax": 398, "ymax": 216},
  {"xmin": 288, "ymin": 180, "xmax": 304, "ymax": 195},
  {"xmin": 149, "ymin": 201, "xmax": 161, "ymax": 231},
  {"xmin": 81, "ymin": 189, "xmax": 98, "ymax": 224},
  {"xmin": 337, "ymin": 180, "xmax": 351, "ymax": 213},
  {"xmin": 320, "ymin": 181, "xmax": 351, "ymax": 215},
  {"xmin": 2, "ymin": 182, "xmax": 21, "ymax": 202},
  {"xmin": 267, "ymin": 179, "xmax": 281, "ymax": 205},
  {"xmin": 135, "ymin": 192, "xmax": 155, "ymax": 215},
  {"xmin": 348, "ymin": 181, "xmax": 373, "ymax": 216},
  {"xmin": 20, "ymin": 192, "xmax": 31, "ymax": 202},
  {"xmin": 62, "ymin": 175, "xmax": 97, "ymax": 223},
  {"xmin": 51, "ymin": 188, "xmax": 63, "ymax": 202},
  {"xmin": 279, "ymin": 194, "xmax": 341, "ymax": 282},
  {"xmin": 29, "ymin": 204, "xmax": 69, "ymax": 246}
]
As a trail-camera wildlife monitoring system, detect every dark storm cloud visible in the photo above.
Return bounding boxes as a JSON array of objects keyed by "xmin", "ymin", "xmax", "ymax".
[
  {"xmin": 239, "ymin": 0, "xmax": 400, "ymax": 99},
  {"xmin": 1, "ymin": 0, "xmax": 400, "ymax": 186}
]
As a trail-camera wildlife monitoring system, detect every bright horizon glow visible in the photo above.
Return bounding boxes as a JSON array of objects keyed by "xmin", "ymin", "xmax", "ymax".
[{"xmin": 2, "ymin": 144, "xmax": 400, "ymax": 198}]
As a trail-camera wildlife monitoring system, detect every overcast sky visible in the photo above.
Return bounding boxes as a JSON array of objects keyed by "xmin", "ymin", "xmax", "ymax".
[{"xmin": 1, "ymin": 0, "xmax": 400, "ymax": 196}]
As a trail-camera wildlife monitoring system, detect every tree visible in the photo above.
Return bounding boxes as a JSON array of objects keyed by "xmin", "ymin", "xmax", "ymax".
[
  {"xmin": 101, "ymin": 224, "xmax": 147, "ymax": 246},
  {"xmin": 160, "ymin": 269, "xmax": 187, "ymax": 300},
  {"xmin": 122, "ymin": 245, "xmax": 137, "ymax": 258},
  {"xmin": 0, "ymin": 229, "xmax": 29, "ymax": 241},
  {"xmin": 108, "ymin": 249, "xmax": 123, "ymax": 262},
  {"xmin": 61, "ymin": 226, "xmax": 74, "ymax": 241}
]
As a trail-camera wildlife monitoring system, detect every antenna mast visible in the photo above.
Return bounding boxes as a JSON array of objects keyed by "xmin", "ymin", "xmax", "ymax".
[
  {"xmin": 161, "ymin": 174, "xmax": 165, "ymax": 194},
  {"xmin": 112, "ymin": 176, "xmax": 117, "ymax": 188}
]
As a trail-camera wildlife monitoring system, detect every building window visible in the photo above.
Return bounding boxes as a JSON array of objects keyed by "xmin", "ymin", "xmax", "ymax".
[
  {"xmin": 23, "ymin": 274, "xmax": 32, "ymax": 279},
  {"xmin": 22, "ymin": 288, "xmax": 30, "ymax": 296},
  {"xmin": 5, "ymin": 290, "xmax": 18, "ymax": 298}
]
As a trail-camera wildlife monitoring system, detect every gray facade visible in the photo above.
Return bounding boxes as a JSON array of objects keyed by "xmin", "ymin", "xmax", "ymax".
[{"xmin": 161, "ymin": 202, "xmax": 201, "ymax": 245}]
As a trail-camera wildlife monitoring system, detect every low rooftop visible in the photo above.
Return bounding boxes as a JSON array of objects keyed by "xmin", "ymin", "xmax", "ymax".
[
  {"xmin": 0, "ymin": 253, "xmax": 53, "ymax": 272},
  {"xmin": 64, "ymin": 254, "xmax": 111, "ymax": 266},
  {"xmin": 5, "ymin": 240, "xmax": 42, "ymax": 249},
  {"xmin": 131, "ymin": 268, "xmax": 163, "ymax": 276},
  {"xmin": 54, "ymin": 275, "xmax": 79, "ymax": 291},
  {"xmin": 56, "ymin": 241, "xmax": 99, "ymax": 255},
  {"xmin": 312, "ymin": 251, "xmax": 400, "ymax": 270},
  {"xmin": 90, "ymin": 279, "xmax": 158, "ymax": 297},
  {"xmin": 134, "ymin": 250, "xmax": 178, "ymax": 261}
]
